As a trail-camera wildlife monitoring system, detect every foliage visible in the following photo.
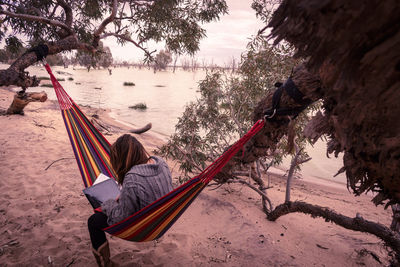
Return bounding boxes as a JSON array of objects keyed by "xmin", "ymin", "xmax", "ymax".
[
  {"xmin": 158, "ymin": 36, "xmax": 318, "ymax": 181},
  {"xmin": 123, "ymin": 82, "xmax": 135, "ymax": 86},
  {"xmin": 40, "ymin": 83, "xmax": 53, "ymax": 87},
  {"xmin": 98, "ymin": 46, "xmax": 113, "ymax": 68},
  {"xmin": 153, "ymin": 50, "xmax": 172, "ymax": 71},
  {"xmin": 129, "ymin": 103, "xmax": 147, "ymax": 110},
  {"xmin": 0, "ymin": 48, "xmax": 13, "ymax": 63},
  {"xmin": 0, "ymin": 0, "xmax": 228, "ymax": 64},
  {"xmin": 46, "ymin": 54, "xmax": 64, "ymax": 66},
  {"xmin": 75, "ymin": 50, "xmax": 96, "ymax": 71},
  {"xmin": 75, "ymin": 41, "xmax": 112, "ymax": 70}
]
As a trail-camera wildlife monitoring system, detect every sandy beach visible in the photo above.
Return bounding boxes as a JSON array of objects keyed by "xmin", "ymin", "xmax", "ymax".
[{"xmin": 0, "ymin": 87, "xmax": 394, "ymax": 266}]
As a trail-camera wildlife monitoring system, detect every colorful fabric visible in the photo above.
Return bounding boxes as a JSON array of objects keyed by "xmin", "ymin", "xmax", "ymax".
[{"xmin": 44, "ymin": 63, "xmax": 265, "ymax": 242}]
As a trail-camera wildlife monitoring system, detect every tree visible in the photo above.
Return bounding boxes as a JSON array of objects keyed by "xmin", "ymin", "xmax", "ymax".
[
  {"xmin": 46, "ymin": 53, "xmax": 64, "ymax": 66},
  {"xmin": 76, "ymin": 50, "xmax": 96, "ymax": 72},
  {"xmin": 98, "ymin": 46, "xmax": 113, "ymax": 69},
  {"xmin": 153, "ymin": 49, "xmax": 172, "ymax": 72},
  {"xmin": 75, "ymin": 42, "xmax": 113, "ymax": 71},
  {"xmin": 0, "ymin": 0, "xmax": 228, "ymax": 111}
]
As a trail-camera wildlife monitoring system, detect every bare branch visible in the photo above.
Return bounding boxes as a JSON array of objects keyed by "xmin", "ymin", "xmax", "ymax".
[
  {"xmin": 56, "ymin": 0, "xmax": 73, "ymax": 27},
  {"xmin": 0, "ymin": 9, "xmax": 73, "ymax": 35},
  {"xmin": 226, "ymin": 87, "xmax": 245, "ymax": 136},
  {"xmin": 48, "ymin": 4, "xmax": 59, "ymax": 19},
  {"xmin": 92, "ymin": 0, "xmax": 118, "ymax": 47},
  {"xmin": 285, "ymin": 143, "xmax": 311, "ymax": 202},
  {"xmin": 100, "ymin": 33, "xmax": 154, "ymax": 59}
]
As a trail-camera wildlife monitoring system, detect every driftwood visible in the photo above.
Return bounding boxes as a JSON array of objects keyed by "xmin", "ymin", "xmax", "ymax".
[
  {"xmin": 268, "ymin": 201, "xmax": 400, "ymax": 257},
  {"xmin": 130, "ymin": 123, "xmax": 152, "ymax": 134},
  {"xmin": 6, "ymin": 91, "xmax": 47, "ymax": 115}
]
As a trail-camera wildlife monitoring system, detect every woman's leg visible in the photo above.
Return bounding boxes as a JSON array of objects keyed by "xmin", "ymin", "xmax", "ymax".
[{"xmin": 88, "ymin": 212, "xmax": 109, "ymax": 250}]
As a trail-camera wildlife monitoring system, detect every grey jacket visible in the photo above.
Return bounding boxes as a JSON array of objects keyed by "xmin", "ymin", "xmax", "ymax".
[{"xmin": 101, "ymin": 156, "xmax": 173, "ymax": 225}]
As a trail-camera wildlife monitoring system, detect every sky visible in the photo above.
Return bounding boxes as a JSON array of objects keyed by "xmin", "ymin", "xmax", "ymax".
[{"xmin": 104, "ymin": 1, "xmax": 265, "ymax": 65}]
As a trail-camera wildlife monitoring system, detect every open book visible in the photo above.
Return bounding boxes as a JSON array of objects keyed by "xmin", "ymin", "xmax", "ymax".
[{"xmin": 83, "ymin": 173, "xmax": 120, "ymax": 209}]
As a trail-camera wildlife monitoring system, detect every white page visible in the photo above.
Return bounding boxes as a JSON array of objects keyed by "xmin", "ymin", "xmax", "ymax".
[{"xmin": 93, "ymin": 173, "xmax": 110, "ymax": 186}]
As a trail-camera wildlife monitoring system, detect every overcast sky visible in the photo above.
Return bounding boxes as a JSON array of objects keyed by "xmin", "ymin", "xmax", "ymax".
[{"xmin": 104, "ymin": 1, "xmax": 264, "ymax": 65}]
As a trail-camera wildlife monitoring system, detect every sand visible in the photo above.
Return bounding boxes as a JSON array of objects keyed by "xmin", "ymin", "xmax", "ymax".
[{"xmin": 0, "ymin": 87, "xmax": 394, "ymax": 266}]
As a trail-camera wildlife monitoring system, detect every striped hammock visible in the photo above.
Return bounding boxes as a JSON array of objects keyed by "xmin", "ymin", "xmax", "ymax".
[{"xmin": 44, "ymin": 64, "xmax": 265, "ymax": 242}]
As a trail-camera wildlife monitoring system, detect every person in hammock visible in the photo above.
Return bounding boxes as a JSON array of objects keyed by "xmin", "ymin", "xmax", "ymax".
[{"xmin": 88, "ymin": 134, "xmax": 173, "ymax": 266}]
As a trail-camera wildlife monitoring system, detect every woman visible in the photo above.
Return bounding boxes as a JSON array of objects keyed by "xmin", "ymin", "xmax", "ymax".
[{"xmin": 88, "ymin": 134, "xmax": 173, "ymax": 266}]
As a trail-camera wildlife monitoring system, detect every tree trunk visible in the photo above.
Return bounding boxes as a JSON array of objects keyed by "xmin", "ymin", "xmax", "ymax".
[
  {"xmin": 6, "ymin": 91, "xmax": 48, "ymax": 115},
  {"xmin": 0, "ymin": 35, "xmax": 88, "ymax": 115}
]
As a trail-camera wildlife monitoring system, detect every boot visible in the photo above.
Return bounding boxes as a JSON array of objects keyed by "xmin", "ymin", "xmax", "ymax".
[{"xmin": 92, "ymin": 241, "xmax": 119, "ymax": 267}]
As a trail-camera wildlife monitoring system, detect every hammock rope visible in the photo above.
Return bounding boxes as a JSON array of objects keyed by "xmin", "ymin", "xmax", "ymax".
[{"xmin": 44, "ymin": 63, "xmax": 265, "ymax": 242}]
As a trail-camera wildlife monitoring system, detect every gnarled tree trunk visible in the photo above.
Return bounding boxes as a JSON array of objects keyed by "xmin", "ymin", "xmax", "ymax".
[{"xmin": 6, "ymin": 91, "xmax": 48, "ymax": 115}]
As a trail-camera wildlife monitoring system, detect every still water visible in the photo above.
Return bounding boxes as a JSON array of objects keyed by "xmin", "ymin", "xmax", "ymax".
[
  {"xmin": 20, "ymin": 64, "xmax": 204, "ymax": 136},
  {"xmin": 5, "ymin": 64, "xmax": 346, "ymax": 186}
]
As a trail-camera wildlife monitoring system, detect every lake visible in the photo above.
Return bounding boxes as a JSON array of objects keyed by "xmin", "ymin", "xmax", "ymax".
[{"xmin": 2, "ymin": 63, "xmax": 347, "ymax": 187}]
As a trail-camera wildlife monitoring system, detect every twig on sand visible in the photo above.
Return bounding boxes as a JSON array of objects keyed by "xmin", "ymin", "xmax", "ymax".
[
  {"xmin": 33, "ymin": 120, "xmax": 55, "ymax": 129},
  {"xmin": 1, "ymin": 239, "xmax": 19, "ymax": 247},
  {"xmin": 356, "ymin": 248, "xmax": 382, "ymax": 263},
  {"xmin": 316, "ymin": 244, "xmax": 329, "ymax": 250},
  {"xmin": 45, "ymin": 157, "xmax": 74, "ymax": 170},
  {"xmin": 65, "ymin": 259, "xmax": 75, "ymax": 267}
]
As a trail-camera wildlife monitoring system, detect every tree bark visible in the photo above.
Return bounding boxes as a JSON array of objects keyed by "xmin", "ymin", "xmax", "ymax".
[
  {"xmin": 268, "ymin": 201, "xmax": 400, "ymax": 257},
  {"xmin": 6, "ymin": 91, "xmax": 48, "ymax": 115},
  {"xmin": 0, "ymin": 35, "xmax": 85, "ymax": 88},
  {"xmin": 266, "ymin": 0, "xmax": 400, "ymax": 205}
]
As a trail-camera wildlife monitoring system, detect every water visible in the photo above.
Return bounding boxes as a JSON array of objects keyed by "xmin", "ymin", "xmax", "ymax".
[
  {"xmin": 9, "ymin": 64, "xmax": 205, "ymax": 136},
  {"xmin": 2, "ymin": 64, "xmax": 346, "ymax": 186}
]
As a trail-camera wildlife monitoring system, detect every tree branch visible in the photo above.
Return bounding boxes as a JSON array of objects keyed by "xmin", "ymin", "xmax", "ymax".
[
  {"xmin": 56, "ymin": 0, "xmax": 73, "ymax": 27},
  {"xmin": 92, "ymin": 0, "xmax": 118, "ymax": 47},
  {"xmin": 0, "ymin": 35, "xmax": 87, "ymax": 87},
  {"xmin": 100, "ymin": 33, "xmax": 155, "ymax": 59},
  {"xmin": 268, "ymin": 201, "xmax": 400, "ymax": 257},
  {"xmin": 0, "ymin": 9, "xmax": 73, "ymax": 35}
]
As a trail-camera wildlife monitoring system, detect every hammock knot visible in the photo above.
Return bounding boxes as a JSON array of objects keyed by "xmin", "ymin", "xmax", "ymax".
[
  {"xmin": 264, "ymin": 78, "xmax": 312, "ymax": 120},
  {"xmin": 27, "ymin": 44, "xmax": 49, "ymax": 61}
]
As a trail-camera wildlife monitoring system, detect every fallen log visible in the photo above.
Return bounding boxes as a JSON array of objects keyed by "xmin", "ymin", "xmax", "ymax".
[
  {"xmin": 6, "ymin": 91, "xmax": 48, "ymax": 115},
  {"xmin": 130, "ymin": 123, "xmax": 152, "ymax": 134}
]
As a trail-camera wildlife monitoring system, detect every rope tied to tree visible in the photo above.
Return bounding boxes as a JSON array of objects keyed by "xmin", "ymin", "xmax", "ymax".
[
  {"xmin": 264, "ymin": 78, "xmax": 312, "ymax": 120},
  {"xmin": 27, "ymin": 44, "xmax": 49, "ymax": 61}
]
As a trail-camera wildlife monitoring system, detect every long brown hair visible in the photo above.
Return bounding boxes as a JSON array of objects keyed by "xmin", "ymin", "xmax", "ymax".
[{"xmin": 110, "ymin": 134, "xmax": 150, "ymax": 184}]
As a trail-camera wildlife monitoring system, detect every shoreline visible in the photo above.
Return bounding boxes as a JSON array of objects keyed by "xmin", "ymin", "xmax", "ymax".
[{"xmin": 0, "ymin": 86, "xmax": 393, "ymax": 266}]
